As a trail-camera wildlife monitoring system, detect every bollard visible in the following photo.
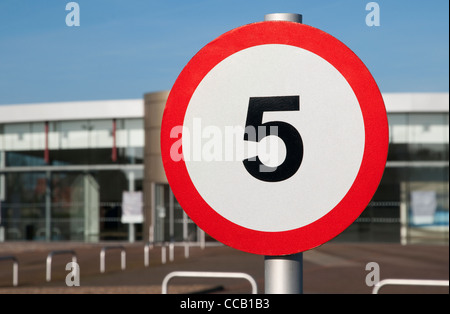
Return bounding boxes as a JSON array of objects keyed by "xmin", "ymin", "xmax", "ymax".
[{"xmin": 100, "ymin": 246, "xmax": 126, "ymax": 273}]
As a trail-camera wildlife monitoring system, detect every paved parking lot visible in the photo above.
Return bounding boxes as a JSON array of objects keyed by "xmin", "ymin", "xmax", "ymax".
[{"xmin": 0, "ymin": 241, "xmax": 448, "ymax": 294}]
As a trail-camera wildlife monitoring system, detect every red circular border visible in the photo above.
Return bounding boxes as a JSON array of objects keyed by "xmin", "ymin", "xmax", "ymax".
[{"xmin": 161, "ymin": 21, "xmax": 389, "ymax": 255}]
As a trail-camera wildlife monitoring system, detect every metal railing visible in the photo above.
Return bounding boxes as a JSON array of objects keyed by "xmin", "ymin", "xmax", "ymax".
[
  {"xmin": 100, "ymin": 245, "xmax": 126, "ymax": 273},
  {"xmin": 372, "ymin": 279, "xmax": 449, "ymax": 294},
  {"xmin": 46, "ymin": 250, "xmax": 77, "ymax": 282},
  {"xmin": 162, "ymin": 271, "xmax": 258, "ymax": 294},
  {"xmin": 0, "ymin": 256, "xmax": 19, "ymax": 287}
]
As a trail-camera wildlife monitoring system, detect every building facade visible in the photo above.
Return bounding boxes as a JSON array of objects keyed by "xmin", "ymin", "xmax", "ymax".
[
  {"xmin": 0, "ymin": 100, "xmax": 145, "ymax": 242},
  {"xmin": 0, "ymin": 92, "xmax": 448, "ymax": 245}
]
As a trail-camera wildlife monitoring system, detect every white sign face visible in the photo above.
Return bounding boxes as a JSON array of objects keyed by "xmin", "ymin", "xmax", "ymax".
[{"xmin": 183, "ymin": 44, "xmax": 365, "ymax": 232}]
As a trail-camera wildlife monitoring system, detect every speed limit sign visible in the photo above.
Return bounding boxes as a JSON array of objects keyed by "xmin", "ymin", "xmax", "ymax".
[{"xmin": 161, "ymin": 21, "xmax": 388, "ymax": 255}]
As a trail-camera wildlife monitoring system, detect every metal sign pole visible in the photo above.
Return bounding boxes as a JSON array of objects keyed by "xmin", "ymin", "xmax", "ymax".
[
  {"xmin": 263, "ymin": 13, "xmax": 304, "ymax": 294},
  {"xmin": 264, "ymin": 13, "xmax": 302, "ymax": 23},
  {"xmin": 265, "ymin": 253, "xmax": 303, "ymax": 294}
]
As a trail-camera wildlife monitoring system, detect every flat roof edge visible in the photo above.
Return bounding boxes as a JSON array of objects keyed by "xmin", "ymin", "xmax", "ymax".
[
  {"xmin": 0, "ymin": 99, "xmax": 144, "ymax": 124},
  {"xmin": 0, "ymin": 93, "xmax": 448, "ymax": 124},
  {"xmin": 382, "ymin": 92, "xmax": 449, "ymax": 113}
]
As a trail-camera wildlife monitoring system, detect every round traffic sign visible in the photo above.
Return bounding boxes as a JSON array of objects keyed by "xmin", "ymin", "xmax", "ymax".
[{"xmin": 160, "ymin": 21, "xmax": 388, "ymax": 255}]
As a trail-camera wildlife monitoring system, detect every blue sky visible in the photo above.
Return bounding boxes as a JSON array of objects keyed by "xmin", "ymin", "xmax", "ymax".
[{"xmin": 0, "ymin": 0, "xmax": 448, "ymax": 105}]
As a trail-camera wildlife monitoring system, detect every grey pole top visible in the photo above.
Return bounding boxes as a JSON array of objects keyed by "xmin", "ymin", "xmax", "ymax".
[{"xmin": 264, "ymin": 13, "xmax": 302, "ymax": 23}]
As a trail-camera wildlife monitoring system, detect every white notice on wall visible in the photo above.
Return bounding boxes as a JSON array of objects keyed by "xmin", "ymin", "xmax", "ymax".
[
  {"xmin": 121, "ymin": 191, "xmax": 144, "ymax": 224},
  {"xmin": 411, "ymin": 190, "xmax": 437, "ymax": 225}
]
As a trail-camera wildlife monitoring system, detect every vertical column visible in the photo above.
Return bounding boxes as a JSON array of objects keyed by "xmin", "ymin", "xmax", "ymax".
[
  {"xmin": 44, "ymin": 121, "xmax": 49, "ymax": 164},
  {"xmin": 111, "ymin": 119, "xmax": 117, "ymax": 162},
  {"xmin": 128, "ymin": 171, "xmax": 135, "ymax": 243},
  {"xmin": 143, "ymin": 91, "xmax": 170, "ymax": 243},
  {"xmin": 400, "ymin": 182, "xmax": 408, "ymax": 245},
  {"xmin": 45, "ymin": 171, "xmax": 51, "ymax": 242},
  {"xmin": 169, "ymin": 189, "xmax": 174, "ymax": 242},
  {"xmin": 0, "ymin": 150, "xmax": 5, "ymax": 242}
]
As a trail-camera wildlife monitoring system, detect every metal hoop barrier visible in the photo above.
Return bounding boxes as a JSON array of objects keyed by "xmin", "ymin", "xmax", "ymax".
[
  {"xmin": 46, "ymin": 250, "xmax": 77, "ymax": 282},
  {"xmin": 100, "ymin": 246, "xmax": 126, "ymax": 273},
  {"xmin": 161, "ymin": 271, "xmax": 258, "ymax": 294},
  {"xmin": 372, "ymin": 279, "xmax": 449, "ymax": 294},
  {"xmin": 0, "ymin": 256, "xmax": 19, "ymax": 287}
]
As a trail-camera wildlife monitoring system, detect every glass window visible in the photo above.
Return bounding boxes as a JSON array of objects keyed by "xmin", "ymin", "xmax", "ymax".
[
  {"xmin": 124, "ymin": 119, "xmax": 144, "ymax": 148},
  {"xmin": 51, "ymin": 172, "xmax": 86, "ymax": 241},
  {"xmin": 388, "ymin": 113, "xmax": 408, "ymax": 144},
  {"xmin": 6, "ymin": 151, "xmax": 46, "ymax": 167},
  {"xmin": 153, "ymin": 183, "xmax": 198, "ymax": 243},
  {"xmin": 0, "ymin": 124, "xmax": 4, "ymax": 151},
  {"xmin": 388, "ymin": 113, "xmax": 449, "ymax": 161},
  {"xmin": 56, "ymin": 121, "xmax": 89, "ymax": 149},
  {"xmin": 405, "ymin": 167, "xmax": 449, "ymax": 243},
  {"xmin": 408, "ymin": 114, "xmax": 449, "ymax": 144},
  {"xmin": 3, "ymin": 123, "xmax": 31, "ymax": 151},
  {"xmin": 2, "ymin": 172, "xmax": 47, "ymax": 240},
  {"xmin": 389, "ymin": 113, "xmax": 449, "ymax": 145},
  {"xmin": 1, "ymin": 119, "xmax": 144, "ymax": 167}
]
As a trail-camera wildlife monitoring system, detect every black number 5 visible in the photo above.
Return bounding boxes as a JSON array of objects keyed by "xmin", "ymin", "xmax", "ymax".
[{"xmin": 243, "ymin": 96, "xmax": 303, "ymax": 182}]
